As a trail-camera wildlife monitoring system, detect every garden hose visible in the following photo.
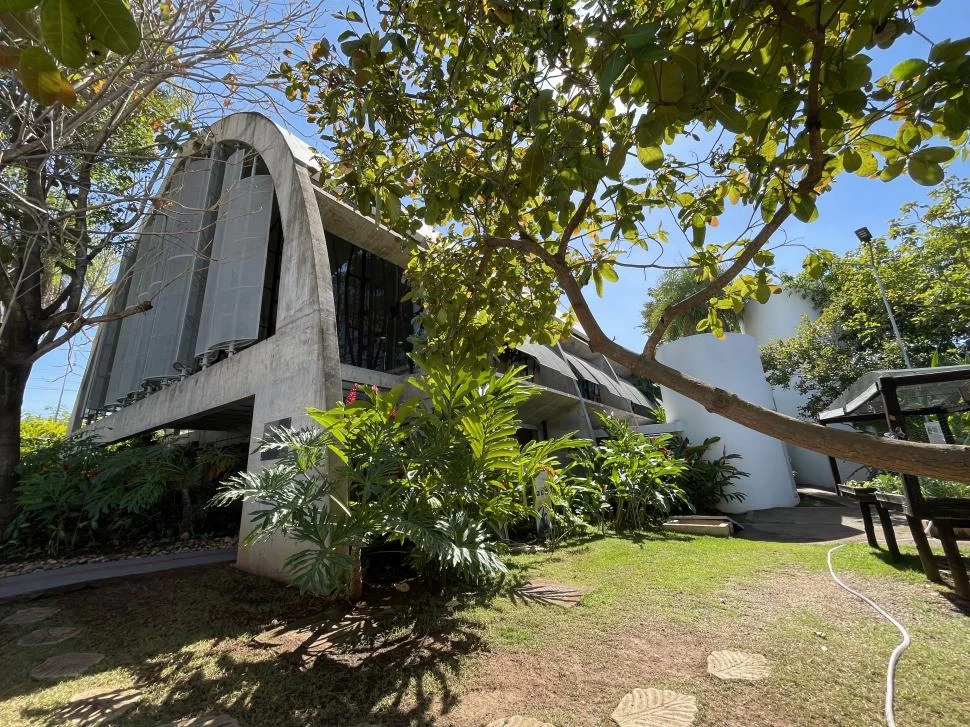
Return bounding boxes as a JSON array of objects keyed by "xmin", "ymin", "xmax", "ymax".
[{"xmin": 827, "ymin": 543, "xmax": 911, "ymax": 727}]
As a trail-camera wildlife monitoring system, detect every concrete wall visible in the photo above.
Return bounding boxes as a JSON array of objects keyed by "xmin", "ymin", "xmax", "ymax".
[
  {"xmin": 741, "ymin": 292, "xmax": 865, "ymax": 485},
  {"xmin": 657, "ymin": 333, "xmax": 799, "ymax": 512}
]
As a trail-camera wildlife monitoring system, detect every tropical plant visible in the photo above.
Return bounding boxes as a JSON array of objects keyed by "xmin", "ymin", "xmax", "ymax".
[
  {"xmin": 214, "ymin": 363, "xmax": 584, "ymax": 598},
  {"xmin": 572, "ymin": 413, "xmax": 687, "ymax": 531},
  {"xmin": 3, "ymin": 434, "xmax": 243, "ymax": 554},
  {"xmin": 668, "ymin": 435, "xmax": 747, "ymax": 514},
  {"xmin": 284, "ymin": 0, "xmax": 970, "ymax": 484}
]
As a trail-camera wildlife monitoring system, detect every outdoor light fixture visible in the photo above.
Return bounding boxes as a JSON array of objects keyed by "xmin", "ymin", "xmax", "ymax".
[{"xmin": 852, "ymin": 225, "xmax": 912, "ymax": 368}]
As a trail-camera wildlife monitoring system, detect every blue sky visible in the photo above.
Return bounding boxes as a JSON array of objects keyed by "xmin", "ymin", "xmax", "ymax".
[{"xmin": 23, "ymin": 1, "xmax": 970, "ymax": 417}]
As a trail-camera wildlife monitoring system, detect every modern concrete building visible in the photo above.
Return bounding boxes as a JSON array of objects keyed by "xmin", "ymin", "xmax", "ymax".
[{"xmin": 71, "ymin": 113, "xmax": 656, "ymax": 582}]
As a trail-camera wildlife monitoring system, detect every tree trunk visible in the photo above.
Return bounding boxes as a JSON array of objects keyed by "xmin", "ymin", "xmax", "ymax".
[
  {"xmin": 178, "ymin": 486, "xmax": 193, "ymax": 539},
  {"xmin": 0, "ymin": 359, "xmax": 30, "ymax": 531},
  {"xmin": 349, "ymin": 546, "xmax": 363, "ymax": 601}
]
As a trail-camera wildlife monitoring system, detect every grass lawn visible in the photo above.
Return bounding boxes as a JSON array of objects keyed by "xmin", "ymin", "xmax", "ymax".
[{"xmin": 1, "ymin": 534, "xmax": 968, "ymax": 726}]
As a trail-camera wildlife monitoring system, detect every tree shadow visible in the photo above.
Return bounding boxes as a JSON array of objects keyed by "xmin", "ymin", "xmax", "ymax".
[{"xmin": 10, "ymin": 567, "xmax": 489, "ymax": 726}]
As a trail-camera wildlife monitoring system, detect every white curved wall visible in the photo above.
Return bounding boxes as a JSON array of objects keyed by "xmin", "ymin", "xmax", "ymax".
[
  {"xmin": 657, "ymin": 333, "xmax": 798, "ymax": 512},
  {"xmin": 741, "ymin": 292, "xmax": 866, "ymax": 485}
]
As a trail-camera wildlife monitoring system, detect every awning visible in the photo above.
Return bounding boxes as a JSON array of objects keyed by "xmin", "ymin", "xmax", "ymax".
[
  {"xmin": 515, "ymin": 341, "xmax": 577, "ymax": 381},
  {"xmin": 564, "ymin": 353, "xmax": 626, "ymax": 398},
  {"xmin": 616, "ymin": 379, "xmax": 653, "ymax": 409}
]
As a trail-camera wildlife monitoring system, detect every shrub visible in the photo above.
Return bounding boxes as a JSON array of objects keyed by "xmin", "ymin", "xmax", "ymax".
[
  {"xmin": 847, "ymin": 472, "xmax": 970, "ymax": 499},
  {"xmin": 214, "ymin": 362, "xmax": 583, "ymax": 597},
  {"xmin": 668, "ymin": 435, "xmax": 747, "ymax": 513},
  {"xmin": 20, "ymin": 414, "xmax": 68, "ymax": 457},
  {"xmin": 3, "ymin": 434, "xmax": 244, "ymax": 556},
  {"xmin": 572, "ymin": 414, "xmax": 687, "ymax": 531}
]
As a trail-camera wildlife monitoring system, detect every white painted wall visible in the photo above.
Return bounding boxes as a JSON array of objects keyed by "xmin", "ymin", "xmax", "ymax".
[
  {"xmin": 657, "ymin": 333, "xmax": 799, "ymax": 512},
  {"xmin": 741, "ymin": 293, "xmax": 866, "ymax": 485}
]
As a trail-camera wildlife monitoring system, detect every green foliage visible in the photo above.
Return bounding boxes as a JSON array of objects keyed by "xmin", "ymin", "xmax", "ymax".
[
  {"xmin": 668, "ymin": 435, "xmax": 747, "ymax": 514},
  {"xmin": 641, "ymin": 268, "xmax": 742, "ymax": 342},
  {"xmin": 214, "ymin": 362, "xmax": 584, "ymax": 596},
  {"xmin": 285, "ymin": 0, "xmax": 968, "ymax": 358},
  {"xmin": 762, "ymin": 179, "xmax": 970, "ymax": 416},
  {"xmin": 3, "ymin": 435, "xmax": 243, "ymax": 554},
  {"xmin": 19, "ymin": 413, "xmax": 67, "ymax": 457},
  {"xmin": 1, "ymin": 0, "xmax": 141, "ymax": 106},
  {"xmin": 572, "ymin": 413, "xmax": 687, "ymax": 531},
  {"xmin": 846, "ymin": 472, "xmax": 970, "ymax": 498}
]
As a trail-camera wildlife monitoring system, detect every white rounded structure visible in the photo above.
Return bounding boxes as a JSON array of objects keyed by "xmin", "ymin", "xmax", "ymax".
[{"xmin": 657, "ymin": 333, "xmax": 798, "ymax": 512}]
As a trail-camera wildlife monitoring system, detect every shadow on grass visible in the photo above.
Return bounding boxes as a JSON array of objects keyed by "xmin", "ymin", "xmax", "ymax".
[{"xmin": 10, "ymin": 567, "xmax": 493, "ymax": 726}]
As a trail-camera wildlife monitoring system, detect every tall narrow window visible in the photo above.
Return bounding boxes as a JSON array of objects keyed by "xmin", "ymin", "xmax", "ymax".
[{"xmin": 327, "ymin": 232, "xmax": 415, "ymax": 373}]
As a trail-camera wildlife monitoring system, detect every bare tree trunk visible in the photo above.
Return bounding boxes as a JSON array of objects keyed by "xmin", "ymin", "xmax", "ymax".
[
  {"xmin": 0, "ymin": 355, "xmax": 31, "ymax": 532},
  {"xmin": 179, "ymin": 486, "xmax": 193, "ymax": 539},
  {"xmin": 349, "ymin": 546, "xmax": 363, "ymax": 601}
]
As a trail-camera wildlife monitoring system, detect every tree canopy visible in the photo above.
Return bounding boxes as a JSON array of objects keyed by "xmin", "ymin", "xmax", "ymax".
[
  {"xmin": 763, "ymin": 177, "xmax": 970, "ymax": 416},
  {"xmin": 642, "ymin": 267, "xmax": 741, "ymax": 342},
  {"xmin": 284, "ymin": 0, "xmax": 970, "ymax": 481}
]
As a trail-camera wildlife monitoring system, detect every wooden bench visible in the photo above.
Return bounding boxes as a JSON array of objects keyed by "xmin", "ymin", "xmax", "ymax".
[{"xmin": 836, "ymin": 484, "xmax": 900, "ymax": 560}]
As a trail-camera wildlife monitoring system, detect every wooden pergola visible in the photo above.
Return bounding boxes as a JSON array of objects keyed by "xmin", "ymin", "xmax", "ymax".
[{"xmin": 818, "ymin": 365, "xmax": 970, "ymax": 600}]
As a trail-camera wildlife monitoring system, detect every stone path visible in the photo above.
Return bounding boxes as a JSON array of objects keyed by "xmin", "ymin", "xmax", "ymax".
[
  {"xmin": 55, "ymin": 687, "xmax": 143, "ymax": 726},
  {"xmin": 17, "ymin": 626, "xmax": 81, "ymax": 646},
  {"xmin": 30, "ymin": 652, "xmax": 104, "ymax": 680},
  {"xmin": 158, "ymin": 715, "xmax": 240, "ymax": 727},
  {"xmin": 1, "ymin": 606, "xmax": 60, "ymax": 625},
  {"xmin": 511, "ymin": 581, "xmax": 587, "ymax": 608},
  {"xmin": 707, "ymin": 650, "xmax": 770, "ymax": 681},
  {"xmin": 0, "ymin": 548, "xmax": 236, "ymax": 601}
]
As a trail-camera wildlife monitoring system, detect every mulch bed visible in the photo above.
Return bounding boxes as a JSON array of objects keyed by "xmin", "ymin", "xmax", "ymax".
[{"xmin": 0, "ymin": 535, "xmax": 237, "ymax": 578}]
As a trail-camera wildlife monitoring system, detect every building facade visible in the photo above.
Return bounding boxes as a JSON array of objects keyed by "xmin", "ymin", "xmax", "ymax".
[{"xmin": 72, "ymin": 113, "xmax": 655, "ymax": 582}]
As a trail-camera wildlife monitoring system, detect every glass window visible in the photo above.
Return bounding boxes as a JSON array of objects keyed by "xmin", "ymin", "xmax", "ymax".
[{"xmin": 327, "ymin": 233, "xmax": 415, "ymax": 373}]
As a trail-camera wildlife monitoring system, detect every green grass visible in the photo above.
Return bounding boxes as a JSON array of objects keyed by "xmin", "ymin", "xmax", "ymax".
[{"xmin": 0, "ymin": 535, "xmax": 967, "ymax": 726}]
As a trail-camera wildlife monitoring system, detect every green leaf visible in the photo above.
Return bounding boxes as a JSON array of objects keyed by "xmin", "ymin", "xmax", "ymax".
[
  {"xmin": 722, "ymin": 70, "xmax": 764, "ymax": 100},
  {"xmin": 691, "ymin": 222, "xmax": 705, "ymax": 247},
  {"xmin": 0, "ymin": 0, "xmax": 38, "ymax": 10},
  {"xmin": 929, "ymin": 37, "xmax": 970, "ymax": 63},
  {"xmin": 18, "ymin": 44, "xmax": 73, "ymax": 105},
  {"xmin": 908, "ymin": 157, "xmax": 944, "ymax": 186},
  {"xmin": 834, "ymin": 89, "xmax": 866, "ymax": 115},
  {"xmin": 711, "ymin": 97, "xmax": 746, "ymax": 134},
  {"xmin": 41, "ymin": 0, "xmax": 87, "ymax": 67},
  {"xmin": 636, "ymin": 144, "xmax": 663, "ymax": 170},
  {"xmin": 842, "ymin": 149, "xmax": 862, "ymax": 173},
  {"xmin": 891, "ymin": 58, "xmax": 928, "ymax": 81},
  {"xmin": 578, "ymin": 154, "xmax": 607, "ymax": 188},
  {"xmin": 789, "ymin": 194, "xmax": 818, "ymax": 223},
  {"xmin": 599, "ymin": 48, "xmax": 629, "ymax": 94},
  {"xmin": 70, "ymin": 0, "xmax": 140, "ymax": 55},
  {"xmin": 520, "ymin": 137, "xmax": 548, "ymax": 193},
  {"xmin": 623, "ymin": 24, "xmax": 658, "ymax": 50},
  {"xmin": 912, "ymin": 146, "xmax": 955, "ymax": 164}
]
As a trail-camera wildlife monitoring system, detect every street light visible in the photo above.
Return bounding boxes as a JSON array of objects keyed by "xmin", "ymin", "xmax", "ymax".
[{"xmin": 854, "ymin": 226, "xmax": 912, "ymax": 369}]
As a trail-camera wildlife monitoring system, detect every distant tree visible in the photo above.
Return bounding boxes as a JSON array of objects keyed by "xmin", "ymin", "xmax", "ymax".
[
  {"xmin": 763, "ymin": 178, "xmax": 970, "ymax": 416},
  {"xmin": 285, "ymin": 0, "xmax": 970, "ymax": 481},
  {"xmin": 0, "ymin": 0, "xmax": 318, "ymax": 530},
  {"xmin": 641, "ymin": 267, "xmax": 741, "ymax": 342}
]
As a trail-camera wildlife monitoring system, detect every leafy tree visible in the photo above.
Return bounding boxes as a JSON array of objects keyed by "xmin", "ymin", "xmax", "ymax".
[
  {"xmin": 763, "ymin": 178, "xmax": 970, "ymax": 416},
  {"xmin": 284, "ymin": 0, "xmax": 970, "ymax": 480},
  {"xmin": 19, "ymin": 412, "xmax": 66, "ymax": 457},
  {"xmin": 642, "ymin": 267, "xmax": 741, "ymax": 341},
  {"xmin": 0, "ymin": 1, "xmax": 317, "ymax": 529},
  {"xmin": 214, "ymin": 363, "xmax": 582, "ymax": 598}
]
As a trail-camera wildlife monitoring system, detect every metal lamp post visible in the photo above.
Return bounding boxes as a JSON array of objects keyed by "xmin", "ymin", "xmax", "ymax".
[{"xmin": 854, "ymin": 226, "xmax": 912, "ymax": 369}]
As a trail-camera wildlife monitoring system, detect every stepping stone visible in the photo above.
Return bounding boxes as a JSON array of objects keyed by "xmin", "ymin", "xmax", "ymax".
[
  {"xmin": 707, "ymin": 650, "xmax": 770, "ymax": 681},
  {"xmin": 55, "ymin": 687, "xmax": 143, "ymax": 725},
  {"xmin": 1, "ymin": 607, "xmax": 60, "ymax": 626},
  {"xmin": 30, "ymin": 652, "xmax": 104, "ymax": 680},
  {"xmin": 157, "ymin": 715, "xmax": 239, "ymax": 727},
  {"xmin": 487, "ymin": 718, "xmax": 556, "ymax": 727},
  {"xmin": 17, "ymin": 626, "xmax": 82, "ymax": 646},
  {"xmin": 611, "ymin": 688, "xmax": 697, "ymax": 727},
  {"xmin": 512, "ymin": 581, "xmax": 586, "ymax": 608}
]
